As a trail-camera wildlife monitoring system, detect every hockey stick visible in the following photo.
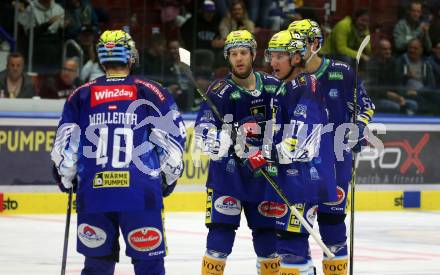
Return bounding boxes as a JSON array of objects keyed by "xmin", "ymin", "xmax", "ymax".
[
  {"xmin": 61, "ymin": 188, "xmax": 73, "ymax": 275},
  {"xmin": 349, "ymin": 34, "xmax": 370, "ymax": 275},
  {"xmin": 179, "ymin": 48, "xmax": 335, "ymax": 259}
]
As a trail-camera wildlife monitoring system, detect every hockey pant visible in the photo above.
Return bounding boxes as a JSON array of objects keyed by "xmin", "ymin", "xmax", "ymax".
[{"xmin": 78, "ymin": 210, "xmax": 166, "ymax": 275}]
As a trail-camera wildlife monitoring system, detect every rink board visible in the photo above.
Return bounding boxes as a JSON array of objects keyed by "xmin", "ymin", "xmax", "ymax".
[
  {"xmin": 1, "ymin": 108, "xmax": 440, "ymax": 214},
  {"xmin": 1, "ymin": 190, "xmax": 440, "ymax": 214},
  {"xmin": 2, "ymin": 113, "xmax": 440, "ymax": 186}
]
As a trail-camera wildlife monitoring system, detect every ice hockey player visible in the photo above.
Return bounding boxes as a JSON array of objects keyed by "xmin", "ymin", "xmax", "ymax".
[
  {"xmin": 51, "ymin": 29, "xmax": 186, "ymax": 275},
  {"xmin": 288, "ymin": 19, "xmax": 375, "ymax": 275},
  {"xmin": 195, "ymin": 30, "xmax": 282, "ymax": 275},
  {"xmin": 265, "ymin": 29, "xmax": 337, "ymax": 274}
]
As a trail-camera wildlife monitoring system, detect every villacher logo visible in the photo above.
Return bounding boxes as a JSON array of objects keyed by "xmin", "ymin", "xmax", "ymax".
[{"xmin": 128, "ymin": 227, "xmax": 162, "ymax": 252}]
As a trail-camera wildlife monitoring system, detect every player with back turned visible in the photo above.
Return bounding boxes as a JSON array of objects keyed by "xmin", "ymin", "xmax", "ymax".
[
  {"xmin": 195, "ymin": 30, "xmax": 283, "ymax": 275},
  {"xmin": 51, "ymin": 30, "xmax": 186, "ymax": 275},
  {"xmin": 288, "ymin": 19, "xmax": 375, "ymax": 275}
]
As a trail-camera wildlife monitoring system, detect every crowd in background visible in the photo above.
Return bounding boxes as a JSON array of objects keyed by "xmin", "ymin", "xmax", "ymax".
[{"xmin": 0, "ymin": 0, "xmax": 439, "ymax": 115}]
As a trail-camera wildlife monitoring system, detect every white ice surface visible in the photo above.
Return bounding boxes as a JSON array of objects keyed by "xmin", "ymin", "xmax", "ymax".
[{"xmin": 1, "ymin": 211, "xmax": 440, "ymax": 275}]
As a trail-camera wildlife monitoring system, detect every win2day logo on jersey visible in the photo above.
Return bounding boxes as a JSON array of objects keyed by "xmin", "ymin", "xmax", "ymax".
[{"xmin": 91, "ymin": 85, "xmax": 137, "ymax": 107}]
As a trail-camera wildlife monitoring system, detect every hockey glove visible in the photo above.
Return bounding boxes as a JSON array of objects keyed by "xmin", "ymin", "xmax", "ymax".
[
  {"xmin": 160, "ymin": 162, "xmax": 183, "ymax": 197},
  {"xmin": 203, "ymin": 129, "xmax": 232, "ymax": 161},
  {"xmin": 234, "ymin": 142, "xmax": 269, "ymax": 171},
  {"xmin": 52, "ymin": 164, "xmax": 77, "ymax": 193},
  {"xmin": 348, "ymin": 122, "xmax": 368, "ymax": 153},
  {"xmin": 274, "ymin": 137, "xmax": 298, "ymax": 164},
  {"xmin": 156, "ymin": 144, "xmax": 184, "ymax": 197},
  {"xmin": 244, "ymin": 150, "xmax": 268, "ymax": 171},
  {"xmin": 275, "ymin": 123, "xmax": 324, "ymax": 164}
]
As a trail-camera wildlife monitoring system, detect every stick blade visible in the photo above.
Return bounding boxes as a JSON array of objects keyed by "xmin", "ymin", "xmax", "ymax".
[
  {"xmin": 179, "ymin": 48, "xmax": 191, "ymax": 67},
  {"xmin": 356, "ymin": 35, "xmax": 370, "ymax": 63}
]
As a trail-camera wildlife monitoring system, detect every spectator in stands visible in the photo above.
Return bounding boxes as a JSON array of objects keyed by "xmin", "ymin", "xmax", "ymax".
[
  {"xmin": 246, "ymin": 0, "xmax": 272, "ymax": 28},
  {"xmin": 160, "ymin": 0, "xmax": 181, "ymax": 25},
  {"xmin": 76, "ymin": 25, "xmax": 98, "ymax": 62},
  {"xmin": 366, "ymin": 39, "xmax": 418, "ymax": 114},
  {"xmin": 429, "ymin": 7, "xmax": 440, "ymax": 53},
  {"xmin": 138, "ymin": 34, "xmax": 166, "ymax": 83},
  {"xmin": 64, "ymin": 0, "xmax": 98, "ymax": 39},
  {"xmin": 0, "ymin": 1, "xmax": 15, "ymax": 35},
  {"xmin": 219, "ymin": 0, "xmax": 255, "ymax": 39},
  {"xmin": 393, "ymin": 0, "xmax": 432, "ymax": 54},
  {"xmin": 77, "ymin": 25, "xmax": 104, "ymax": 82},
  {"xmin": 159, "ymin": 0, "xmax": 187, "ymax": 40},
  {"xmin": 181, "ymin": 0, "xmax": 223, "ymax": 51},
  {"xmin": 396, "ymin": 38, "xmax": 436, "ymax": 90},
  {"xmin": 192, "ymin": 70, "xmax": 212, "ymax": 111},
  {"xmin": 0, "ymin": 53, "xmax": 35, "ymax": 98},
  {"xmin": 267, "ymin": 0, "xmax": 306, "ymax": 30},
  {"xmin": 216, "ymin": 0, "xmax": 273, "ymax": 27},
  {"xmin": 394, "ymin": 38, "xmax": 440, "ymax": 114},
  {"xmin": 427, "ymin": 41, "xmax": 440, "ymax": 87},
  {"xmin": 39, "ymin": 58, "xmax": 79, "ymax": 98},
  {"xmin": 327, "ymin": 8, "xmax": 372, "ymax": 65},
  {"xmin": 181, "ymin": 0, "xmax": 224, "ymax": 68},
  {"xmin": 215, "ymin": 0, "xmax": 233, "ymax": 18},
  {"xmin": 17, "ymin": 0, "xmax": 65, "ymax": 73},
  {"xmin": 163, "ymin": 39, "xmax": 196, "ymax": 112}
]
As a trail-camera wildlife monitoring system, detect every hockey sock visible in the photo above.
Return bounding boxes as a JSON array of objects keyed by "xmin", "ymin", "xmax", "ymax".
[
  {"xmin": 82, "ymin": 256, "xmax": 116, "ymax": 275},
  {"xmin": 279, "ymin": 254, "xmax": 309, "ymax": 275},
  {"xmin": 257, "ymin": 254, "xmax": 280, "ymax": 275},
  {"xmin": 202, "ymin": 251, "xmax": 227, "ymax": 275},
  {"xmin": 206, "ymin": 225, "xmax": 236, "ymax": 255},
  {"xmin": 252, "ymin": 228, "xmax": 279, "ymax": 274},
  {"xmin": 322, "ymin": 256, "xmax": 348, "ymax": 275},
  {"xmin": 252, "ymin": 228, "xmax": 278, "ymax": 257},
  {"xmin": 277, "ymin": 232, "xmax": 309, "ymax": 275},
  {"xmin": 132, "ymin": 258, "xmax": 165, "ymax": 275},
  {"xmin": 203, "ymin": 226, "xmax": 234, "ymax": 275},
  {"xmin": 277, "ymin": 232, "xmax": 309, "ymax": 259},
  {"xmin": 318, "ymin": 214, "xmax": 347, "ymax": 257}
]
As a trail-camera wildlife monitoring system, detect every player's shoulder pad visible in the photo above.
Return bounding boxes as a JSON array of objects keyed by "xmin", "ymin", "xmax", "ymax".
[
  {"xmin": 206, "ymin": 78, "xmax": 232, "ymax": 99},
  {"xmin": 328, "ymin": 59, "xmax": 353, "ymax": 77},
  {"xmin": 67, "ymin": 79, "xmax": 97, "ymax": 102},
  {"xmin": 133, "ymin": 77, "xmax": 167, "ymax": 102},
  {"xmin": 287, "ymin": 74, "xmax": 319, "ymax": 99},
  {"xmin": 330, "ymin": 59, "xmax": 351, "ymax": 70},
  {"xmin": 291, "ymin": 76, "xmax": 321, "ymax": 119},
  {"xmin": 259, "ymin": 71, "xmax": 282, "ymax": 93},
  {"xmin": 259, "ymin": 71, "xmax": 281, "ymax": 84},
  {"xmin": 293, "ymin": 73, "xmax": 315, "ymax": 87}
]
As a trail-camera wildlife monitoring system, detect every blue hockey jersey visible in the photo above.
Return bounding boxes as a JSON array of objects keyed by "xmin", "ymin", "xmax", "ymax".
[
  {"xmin": 313, "ymin": 57, "xmax": 375, "ymax": 183},
  {"xmin": 51, "ymin": 75, "xmax": 186, "ymax": 213},
  {"xmin": 271, "ymin": 73, "xmax": 337, "ymax": 204},
  {"xmin": 195, "ymin": 72, "xmax": 281, "ymax": 202}
]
